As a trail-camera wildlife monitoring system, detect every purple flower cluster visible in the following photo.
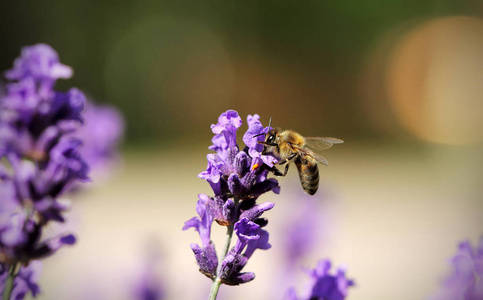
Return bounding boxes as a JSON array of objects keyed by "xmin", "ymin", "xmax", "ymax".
[
  {"xmin": 432, "ymin": 237, "xmax": 483, "ymax": 300},
  {"xmin": 0, "ymin": 44, "xmax": 90, "ymax": 298},
  {"xmin": 184, "ymin": 110, "xmax": 279, "ymax": 286},
  {"xmin": 286, "ymin": 259, "xmax": 354, "ymax": 300},
  {"xmin": 198, "ymin": 111, "xmax": 279, "ymax": 203}
]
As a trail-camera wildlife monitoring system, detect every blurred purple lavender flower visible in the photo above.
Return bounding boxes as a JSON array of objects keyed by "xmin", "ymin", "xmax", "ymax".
[
  {"xmin": 282, "ymin": 194, "xmax": 319, "ymax": 269},
  {"xmin": 133, "ymin": 261, "xmax": 164, "ymax": 300},
  {"xmin": 0, "ymin": 44, "xmax": 90, "ymax": 299},
  {"xmin": 286, "ymin": 259, "xmax": 354, "ymax": 300},
  {"xmin": 269, "ymin": 189, "xmax": 323, "ymax": 299},
  {"xmin": 431, "ymin": 237, "xmax": 483, "ymax": 300},
  {"xmin": 0, "ymin": 262, "xmax": 41, "ymax": 300},
  {"xmin": 74, "ymin": 101, "xmax": 124, "ymax": 179},
  {"xmin": 184, "ymin": 110, "xmax": 279, "ymax": 299},
  {"xmin": 131, "ymin": 240, "xmax": 165, "ymax": 300},
  {"xmin": 5, "ymin": 44, "xmax": 72, "ymax": 85}
]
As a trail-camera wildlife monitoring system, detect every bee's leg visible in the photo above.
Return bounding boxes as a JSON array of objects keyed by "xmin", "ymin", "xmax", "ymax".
[
  {"xmin": 270, "ymin": 164, "xmax": 290, "ymax": 177},
  {"xmin": 270, "ymin": 166, "xmax": 285, "ymax": 177},
  {"xmin": 277, "ymin": 154, "xmax": 297, "ymax": 165},
  {"xmin": 282, "ymin": 163, "xmax": 289, "ymax": 176}
]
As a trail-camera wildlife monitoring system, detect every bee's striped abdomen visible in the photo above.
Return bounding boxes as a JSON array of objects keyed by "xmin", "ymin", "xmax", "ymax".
[{"xmin": 295, "ymin": 157, "xmax": 319, "ymax": 195}]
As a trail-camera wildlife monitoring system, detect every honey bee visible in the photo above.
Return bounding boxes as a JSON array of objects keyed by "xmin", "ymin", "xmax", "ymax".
[{"xmin": 259, "ymin": 126, "xmax": 343, "ymax": 195}]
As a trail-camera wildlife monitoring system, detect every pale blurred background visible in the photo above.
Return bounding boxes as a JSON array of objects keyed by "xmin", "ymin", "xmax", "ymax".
[{"xmin": 1, "ymin": 1, "xmax": 482, "ymax": 299}]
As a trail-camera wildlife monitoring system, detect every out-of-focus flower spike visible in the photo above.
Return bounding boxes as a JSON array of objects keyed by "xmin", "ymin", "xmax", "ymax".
[{"xmin": 431, "ymin": 237, "xmax": 483, "ymax": 300}]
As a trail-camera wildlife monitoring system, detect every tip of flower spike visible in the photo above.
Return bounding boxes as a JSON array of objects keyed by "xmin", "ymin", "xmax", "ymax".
[{"xmin": 251, "ymin": 163, "xmax": 260, "ymax": 171}]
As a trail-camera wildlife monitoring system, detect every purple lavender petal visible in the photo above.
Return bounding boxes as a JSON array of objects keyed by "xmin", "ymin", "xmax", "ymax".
[
  {"xmin": 234, "ymin": 218, "xmax": 260, "ymax": 246},
  {"xmin": 221, "ymin": 199, "xmax": 236, "ymax": 225},
  {"xmin": 0, "ymin": 261, "xmax": 42, "ymax": 300},
  {"xmin": 307, "ymin": 259, "xmax": 355, "ymax": 300},
  {"xmin": 0, "ymin": 79, "xmax": 40, "ymax": 124},
  {"xmin": 0, "ymin": 182, "xmax": 28, "ymax": 247},
  {"xmin": 29, "ymin": 233, "xmax": 76, "ymax": 259},
  {"xmin": 431, "ymin": 237, "xmax": 483, "ymax": 300},
  {"xmin": 239, "ymin": 202, "xmax": 275, "ymax": 221},
  {"xmin": 6, "ymin": 44, "xmax": 72, "ymax": 82},
  {"xmin": 51, "ymin": 88, "xmax": 85, "ymax": 124},
  {"xmin": 284, "ymin": 287, "xmax": 299, "ymax": 300},
  {"xmin": 220, "ymin": 251, "xmax": 249, "ymax": 284},
  {"xmin": 233, "ymin": 151, "xmax": 249, "ymax": 177},
  {"xmin": 134, "ymin": 262, "xmax": 165, "ymax": 300},
  {"xmin": 227, "ymin": 173, "xmax": 244, "ymax": 197},
  {"xmin": 191, "ymin": 242, "xmax": 218, "ymax": 278},
  {"xmin": 74, "ymin": 100, "xmax": 124, "ymax": 176},
  {"xmin": 225, "ymin": 272, "xmax": 256, "ymax": 285},
  {"xmin": 210, "ymin": 110, "xmax": 242, "ymax": 134},
  {"xmin": 243, "ymin": 114, "xmax": 278, "ymax": 167},
  {"xmin": 198, "ymin": 154, "xmax": 223, "ymax": 184},
  {"xmin": 244, "ymin": 228, "xmax": 271, "ymax": 259},
  {"xmin": 33, "ymin": 197, "xmax": 69, "ymax": 223},
  {"xmin": 182, "ymin": 194, "xmax": 214, "ymax": 247},
  {"xmin": 40, "ymin": 137, "xmax": 89, "ymax": 187},
  {"xmin": 250, "ymin": 177, "xmax": 280, "ymax": 196},
  {"xmin": 281, "ymin": 194, "xmax": 320, "ymax": 268},
  {"xmin": 209, "ymin": 110, "xmax": 241, "ymax": 155}
]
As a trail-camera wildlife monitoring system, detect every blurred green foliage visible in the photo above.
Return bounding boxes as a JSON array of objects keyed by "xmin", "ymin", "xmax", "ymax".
[{"xmin": 0, "ymin": 0, "xmax": 481, "ymax": 145}]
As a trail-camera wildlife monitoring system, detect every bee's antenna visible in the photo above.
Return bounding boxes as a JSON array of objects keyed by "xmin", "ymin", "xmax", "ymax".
[{"xmin": 252, "ymin": 116, "xmax": 273, "ymax": 138}]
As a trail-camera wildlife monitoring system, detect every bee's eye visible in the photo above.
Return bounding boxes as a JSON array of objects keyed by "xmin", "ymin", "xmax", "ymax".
[{"xmin": 267, "ymin": 135, "xmax": 275, "ymax": 144}]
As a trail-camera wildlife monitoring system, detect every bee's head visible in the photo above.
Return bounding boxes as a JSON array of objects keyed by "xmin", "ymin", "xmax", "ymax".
[{"xmin": 266, "ymin": 128, "xmax": 280, "ymax": 145}]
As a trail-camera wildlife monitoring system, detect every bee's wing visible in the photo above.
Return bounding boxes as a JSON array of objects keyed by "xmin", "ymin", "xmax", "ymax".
[
  {"xmin": 304, "ymin": 137, "xmax": 344, "ymax": 151},
  {"xmin": 293, "ymin": 144, "xmax": 329, "ymax": 166},
  {"xmin": 302, "ymin": 137, "xmax": 343, "ymax": 166},
  {"xmin": 305, "ymin": 148, "xmax": 329, "ymax": 166}
]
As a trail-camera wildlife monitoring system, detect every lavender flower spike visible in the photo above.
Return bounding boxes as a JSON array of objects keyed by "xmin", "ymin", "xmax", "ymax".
[
  {"xmin": 431, "ymin": 237, "xmax": 483, "ymax": 300},
  {"xmin": 1, "ymin": 44, "xmax": 93, "ymax": 299},
  {"xmin": 286, "ymin": 259, "xmax": 355, "ymax": 300},
  {"xmin": 185, "ymin": 110, "xmax": 279, "ymax": 300}
]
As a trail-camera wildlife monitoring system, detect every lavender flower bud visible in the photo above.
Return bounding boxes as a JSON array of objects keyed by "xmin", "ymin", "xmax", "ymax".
[
  {"xmin": 239, "ymin": 202, "xmax": 275, "ymax": 221},
  {"xmin": 190, "ymin": 242, "xmax": 218, "ymax": 279}
]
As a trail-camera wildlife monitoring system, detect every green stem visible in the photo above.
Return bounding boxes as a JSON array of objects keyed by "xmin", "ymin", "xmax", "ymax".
[
  {"xmin": 2, "ymin": 263, "xmax": 19, "ymax": 300},
  {"xmin": 208, "ymin": 197, "xmax": 239, "ymax": 300}
]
